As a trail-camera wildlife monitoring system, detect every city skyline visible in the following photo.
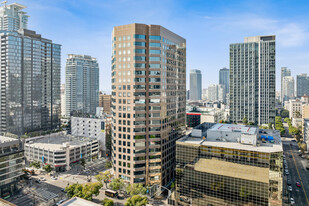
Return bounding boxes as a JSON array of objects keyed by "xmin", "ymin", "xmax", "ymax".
[{"xmin": 15, "ymin": 0, "xmax": 309, "ymax": 92}]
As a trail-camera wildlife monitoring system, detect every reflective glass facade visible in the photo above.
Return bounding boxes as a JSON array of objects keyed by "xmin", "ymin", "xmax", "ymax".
[
  {"xmin": 176, "ymin": 142, "xmax": 283, "ymax": 206},
  {"xmin": 65, "ymin": 54, "xmax": 99, "ymax": 116},
  {"xmin": 0, "ymin": 30, "xmax": 61, "ymax": 135}
]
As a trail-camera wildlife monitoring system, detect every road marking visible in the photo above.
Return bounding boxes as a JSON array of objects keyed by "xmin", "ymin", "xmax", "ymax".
[{"xmin": 290, "ymin": 146, "xmax": 309, "ymax": 206}]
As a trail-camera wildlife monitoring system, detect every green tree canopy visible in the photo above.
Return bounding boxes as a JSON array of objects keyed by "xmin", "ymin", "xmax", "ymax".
[
  {"xmin": 102, "ymin": 198, "xmax": 114, "ymax": 206},
  {"xmin": 43, "ymin": 164, "xmax": 53, "ymax": 173},
  {"xmin": 280, "ymin": 110, "xmax": 289, "ymax": 118},
  {"xmin": 125, "ymin": 195, "xmax": 148, "ymax": 206},
  {"xmin": 126, "ymin": 184, "xmax": 146, "ymax": 196},
  {"xmin": 65, "ymin": 182, "xmax": 103, "ymax": 201},
  {"xmin": 95, "ymin": 171, "xmax": 112, "ymax": 188},
  {"xmin": 30, "ymin": 161, "xmax": 41, "ymax": 169},
  {"xmin": 109, "ymin": 178, "xmax": 125, "ymax": 191},
  {"xmin": 80, "ymin": 158, "xmax": 86, "ymax": 167},
  {"xmin": 105, "ymin": 160, "xmax": 112, "ymax": 169},
  {"xmin": 242, "ymin": 116, "xmax": 248, "ymax": 125},
  {"xmin": 300, "ymin": 143, "xmax": 307, "ymax": 153}
]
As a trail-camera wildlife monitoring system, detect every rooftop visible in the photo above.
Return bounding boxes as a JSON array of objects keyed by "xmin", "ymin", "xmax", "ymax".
[
  {"xmin": 178, "ymin": 123, "xmax": 283, "ymax": 153},
  {"xmin": 194, "ymin": 158, "xmax": 269, "ymax": 183},
  {"xmin": 0, "ymin": 136, "xmax": 19, "ymax": 144},
  {"xmin": 60, "ymin": 197, "xmax": 101, "ymax": 206},
  {"xmin": 25, "ymin": 133, "xmax": 97, "ymax": 151}
]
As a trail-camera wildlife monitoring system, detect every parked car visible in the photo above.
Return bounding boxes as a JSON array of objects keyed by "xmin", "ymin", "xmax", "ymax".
[
  {"xmin": 287, "ymin": 179, "xmax": 291, "ymax": 186},
  {"xmin": 296, "ymin": 182, "xmax": 301, "ymax": 187},
  {"xmin": 35, "ymin": 179, "xmax": 41, "ymax": 184},
  {"xmin": 288, "ymin": 186, "xmax": 292, "ymax": 192},
  {"xmin": 290, "ymin": 197, "xmax": 295, "ymax": 205},
  {"xmin": 285, "ymin": 170, "xmax": 289, "ymax": 175},
  {"xmin": 51, "ymin": 176, "xmax": 57, "ymax": 180},
  {"xmin": 39, "ymin": 177, "xmax": 46, "ymax": 181},
  {"xmin": 289, "ymin": 155, "xmax": 292, "ymax": 158}
]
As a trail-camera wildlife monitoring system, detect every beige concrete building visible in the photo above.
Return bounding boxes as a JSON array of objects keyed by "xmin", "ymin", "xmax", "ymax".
[
  {"xmin": 99, "ymin": 93, "xmax": 112, "ymax": 115},
  {"xmin": 111, "ymin": 23, "xmax": 186, "ymax": 186}
]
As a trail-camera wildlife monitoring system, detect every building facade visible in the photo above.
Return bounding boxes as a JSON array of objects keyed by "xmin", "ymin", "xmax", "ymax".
[
  {"xmin": 176, "ymin": 123, "xmax": 283, "ymax": 206},
  {"xmin": 71, "ymin": 116, "xmax": 106, "ymax": 153},
  {"xmin": 61, "ymin": 84, "xmax": 66, "ymax": 117},
  {"xmin": 284, "ymin": 99, "xmax": 303, "ymax": 119},
  {"xmin": 0, "ymin": 137, "xmax": 24, "ymax": 199},
  {"xmin": 24, "ymin": 133, "xmax": 99, "ymax": 172},
  {"xmin": 207, "ymin": 84, "xmax": 225, "ymax": 103},
  {"xmin": 0, "ymin": 3, "xmax": 61, "ymax": 135},
  {"xmin": 281, "ymin": 67, "xmax": 291, "ymax": 103},
  {"xmin": 111, "ymin": 23, "xmax": 186, "ymax": 186},
  {"xmin": 65, "ymin": 54, "xmax": 99, "ymax": 117},
  {"xmin": 282, "ymin": 76, "xmax": 294, "ymax": 103},
  {"xmin": 219, "ymin": 67, "xmax": 229, "ymax": 94},
  {"xmin": 190, "ymin": 69, "xmax": 202, "ymax": 100},
  {"xmin": 99, "ymin": 93, "xmax": 112, "ymax": 115},
  {"xmin": 296, "ymin": 73, "xmax": 309, "ymax": 98},
  {"xmin": 230, "ymin": 35, "xmax": 276, "ymax": 125}
]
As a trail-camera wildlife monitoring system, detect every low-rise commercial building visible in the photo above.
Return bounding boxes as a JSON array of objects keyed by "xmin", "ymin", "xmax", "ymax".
[
  {"xmin": 176, "ymin": 123, "xmax": 283, "ymax": 206},
  {"xmin": 284, "ymin": 99, "xmax": 303, "ymax": 118},
  {"xmin": 0, "ymin": 137, "xmax": 24, "ymax": 199},
  {"xmin": 24, "ymin": 133, "xmax": 99, "ymax": 172}
]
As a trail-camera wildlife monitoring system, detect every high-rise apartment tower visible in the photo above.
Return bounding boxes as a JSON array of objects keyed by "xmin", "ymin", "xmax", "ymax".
[
  {"xmin": 230, "ymin": 35, "xmax": 276, "ymax": 125},
  {"xmin": 282, "ymin": 76, "xmax": 294, "ymax": 102},
  {"xmin": 0, "ymin": 3, "xmax": 61, "ymax": 135},
  {"xmin": 219, "ymin": 67, "xmax": 230, "ymax": 94},
  {"xmin": 296, "ymin": 73, "xmax": 309, "ymax": 98},
  {"xmin": 190, "ymin": 69, "xmax": 202, "ymax": 100},
  {"xmin": 281, "ymin": 67, "xmax": 291, "ymax": 103},
  {"xmin": 99, "ymin": 93, "xmax": 112, "ymax": 115},
  {"xmin": 111, "ymin": 23, "xmax": 186, "ymax": 186},
  {"xmin": 65, "ymin": 54, "xmax": 99, "ymax": 117}
]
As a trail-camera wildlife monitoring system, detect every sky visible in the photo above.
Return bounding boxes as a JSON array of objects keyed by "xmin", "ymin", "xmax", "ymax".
[{"xmin": 16, "ymin": 0, "xmax": 309, "ymax": 92}]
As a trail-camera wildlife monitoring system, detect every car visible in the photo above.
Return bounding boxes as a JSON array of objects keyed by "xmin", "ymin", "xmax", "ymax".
[
  {"xmin": 289, "ymin": 155, "xmax": 292, "ymax": 158},
  {"xmin": 35, "ymin": 179, "xmax": 41, "ymax": 184},
  {"xmin": 287, "ymin": 179, "xmax": 291, "ymax": 186},
  {"xmin": 56, "ymin": 200, "xmax": 64, "ymax": 205},
  {"xmin": 292, "ymin": 139, "xmax": 296, "ymax": 142},
  {"xmin": 296, "ymin": 182, "xmax": 301, "ymax": 187},
  {"xmin": 283, "ymin": 154, "xmax": 286, "ymax": 158},
  {"xmin": 290, "ymin": 197, "xmax": 295, "ymax": 205},
  {"xmin": 51, "ymin": 176, "xmax": 57, "ymax": 180},
  {"xmin": 61, "ymin": 188, "xmax": 67, "ymax": 193},
  {"xmin": 288, "ymin": 186, "xmax": 292, "ymax": 192},
  {"xmin": 299, "ymin": 153, "xmax": 303, "ymax": 157},
  {"xmin": 39, "ymin": 177, "xmax": 46, "ymax": 181}
]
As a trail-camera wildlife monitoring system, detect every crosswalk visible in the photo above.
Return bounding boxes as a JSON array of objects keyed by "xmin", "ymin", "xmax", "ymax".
[{"xmin": 35, "ymin": 188, "xmax": 58, "ymax": 201}]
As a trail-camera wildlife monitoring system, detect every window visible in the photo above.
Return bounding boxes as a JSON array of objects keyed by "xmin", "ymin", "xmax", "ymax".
[
  {"xmin": 150, "ymin": 50, "xmax": 161, "ymax": 54},
  {"xmin": 134, "ymin": 34, "xmax": 146, "ymax": 39},
  {"xmin": 149, "ymin": 35, "xmax": 161, "ymax": 40},
  {"xmin": 149, "ymin": 57, "xmax": 160, "ymax": 61},
  {"xmin": 134, "ymin": 42, "xmax": 146, "ymax": 46},
  {"xmin": 134, "ymin": 63, "xmax": 145, "ymax": 68},
  {"xmin": 134, "ymin": 56, "xmax": 146, "ymax": 61},
  {"xmin": 149, "ymin": 64, "xmax": 160, "ymax": 68},
  {"xmin": 135, "ymin": 49, "xmax": 146, "ymax": 54},
  {"xmin": 150, "ymin": 43, "xmax": 161, "ymax": 47}
]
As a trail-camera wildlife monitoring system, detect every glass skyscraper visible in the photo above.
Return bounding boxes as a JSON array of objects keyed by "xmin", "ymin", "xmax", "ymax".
[
  {"xmin": 190, "ymin": 69, "xmax": 202, "ymax": 100},
  {"xmin": 219, "ymin": 67, "xmax": 229, "ymax": 95},
  {"xmin": 111, "ymin": 23, "xmax": 186, "ymax": 186},
  {"xmin": 65, "ymin": 54, "xmax": 99, "ymax": 116},
  {"xmin": 0, "ymin": 3, "xmax": 61, "ymax": 135},
  {"xmin": 230, "ymin": 35, "xmax": 276, "ymax": 125}
]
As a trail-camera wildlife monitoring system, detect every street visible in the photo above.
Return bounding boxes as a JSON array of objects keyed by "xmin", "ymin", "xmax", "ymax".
[{"xmin": 282, "ymin": 137, "xmax": 309, "ymax": 206}]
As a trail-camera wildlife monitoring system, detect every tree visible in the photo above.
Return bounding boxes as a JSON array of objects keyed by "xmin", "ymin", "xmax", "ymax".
[
  {"xmin": 300, "ymin": 143, "xmax": 307, "ymax": 154},
  {"xmin": 280, "ymin": 110, "xmax": 289, "ymax": 118},
  {"xmin": 102, "ymin": 198, "xmax": 114, "ymax": 206},
  {"xmin": 248, "ymin": 122, "xmax": 255, "ymax": 125},
  {"xmin": 295, "ymin": 111, "xmax": 302, "ymax": 118},
  {"xmin": 80, "ymin": 158, "xmax": 86, "ymax": 167},
  {"xmin": 65, "ymin": 182, "xmax": 102, "ymax": 201},
  {"xmin": 289, "ymin": 126, "xmax": 300, "ymax": 136},
  {"xmin": 284, "ymin": 118, "xmax": 290, "ymax": 123},
  {"xmin": 268, "ymin": 122, "xmax": 273, "ymax": 130},
  {"xmin": 105, "ymin": 160, "xmax": 112, "ymax": 169},
  {"xmin": 126, "ymin": 184, "xmax": 146, "ymax": 196},
  {"xmin": 242, "ymin": 116, "xmax": 248, "ymax": 125},
  {"xmin": 95, "ymin": 171, "xmax": 112, "ymax": 188},
  {"xmin": 30, "ymin": 161, "xmax": 41, "ymax": 169},
  {"xmin": 125, "ymin": 195, "xmax": 148, "ymax": 206},
  {"xmin": 109, "ymin": 178, "xmax": 125, "ymax": 191},
  {"xmin": 43, "ymin": 164, "xmax": 53, "ymax": 173}
]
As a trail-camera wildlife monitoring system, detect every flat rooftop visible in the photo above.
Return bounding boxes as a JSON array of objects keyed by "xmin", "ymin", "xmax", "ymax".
[
  {"xmin": 0, "ymin": 136, "xmax": 19, "ymax": 144},
  {"xmin": 178, "ymin": 123, "xmax": 283, "ymax": 153},
  {"xmin": 25, "ymin": 133, "xmax": 97, "ymax": 151},
  {"xmin": 208, "ymin": 123, "xmax": 257, "ymax": 135},
  {"xmin": 60, "ymin": 197, "xmax": 101, "ymax": 206},
  {"xmin": 194, "ymin": 158, "xmax": 269, "ymax": 183}
]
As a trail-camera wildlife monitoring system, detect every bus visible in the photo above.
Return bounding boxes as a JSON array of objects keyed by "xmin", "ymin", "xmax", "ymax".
[{"xmin": 105, "ymin": 189, "xmax": 118, "ymax": 198}]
